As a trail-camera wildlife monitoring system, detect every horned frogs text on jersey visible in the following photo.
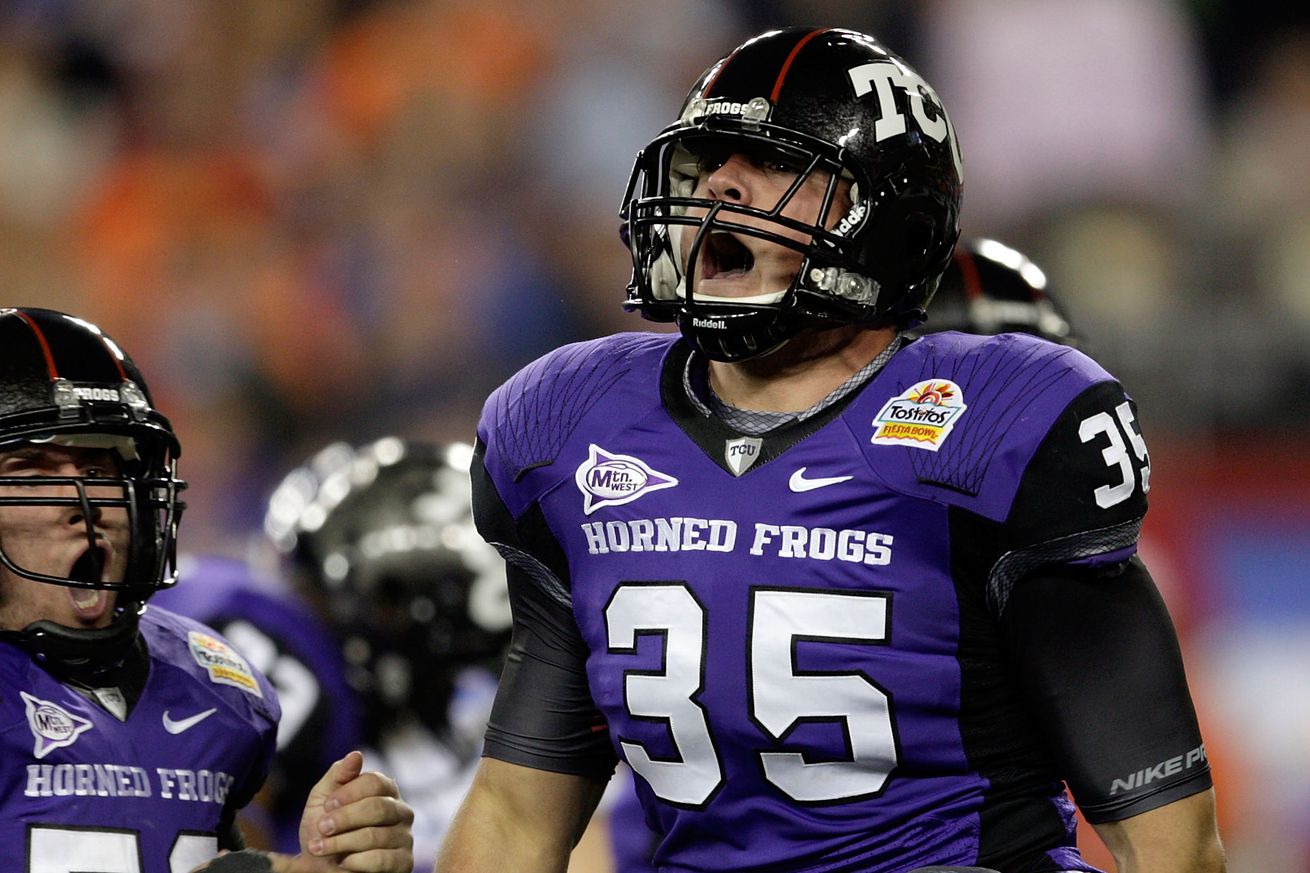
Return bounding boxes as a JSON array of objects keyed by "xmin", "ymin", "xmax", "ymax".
[
  {"xmin": 473, "ymin": 331, "xmax": 1160, "ymax": 873},
  {"xmin": 0, "ymin": 607, "xmax": 279, "ymax": 873}
]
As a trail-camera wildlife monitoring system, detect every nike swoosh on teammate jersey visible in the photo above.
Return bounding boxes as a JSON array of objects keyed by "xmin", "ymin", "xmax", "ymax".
[
  {"xmin": 788, "ymin": 468, "xmax": 854, "ymax": 492},
  {"xmin": 162, "ymin": 707, "xmax": 218, "ymax": 735}
]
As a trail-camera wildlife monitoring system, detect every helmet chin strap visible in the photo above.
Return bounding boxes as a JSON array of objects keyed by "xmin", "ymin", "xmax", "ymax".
[{"xmin": 2, "ymin": 607, "xmax": 143, "ymax": 680}]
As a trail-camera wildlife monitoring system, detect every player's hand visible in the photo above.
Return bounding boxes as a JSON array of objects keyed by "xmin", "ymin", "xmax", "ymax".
[
  {"xmin": 295, "ymin": 750, "xmax": 415, "ymax": 871},
  {"xmin": 189, "ymin": 753, "xmax": 413, "ymax": 872}
]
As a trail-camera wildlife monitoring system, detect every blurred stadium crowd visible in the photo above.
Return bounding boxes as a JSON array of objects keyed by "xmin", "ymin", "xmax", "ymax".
[{"xmin": 0, "ymin": 1, "xmax": 1307, "ymax": 870}]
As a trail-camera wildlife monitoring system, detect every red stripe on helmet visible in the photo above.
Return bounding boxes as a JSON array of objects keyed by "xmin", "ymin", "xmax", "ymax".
[
  {"xmin": 771, "ymin": 28, "xmax": 830, "ymax": 102},
  {"xmin": 702, "ymin": 43, "xmax": 746, "ymax": 97},
  {"xmin": 956, "ymin": 251, "xmax": 984, "ymax": 302},
  {"xmin": 12, "ymin": 311, "xmax": 61, "ymax": 379}
]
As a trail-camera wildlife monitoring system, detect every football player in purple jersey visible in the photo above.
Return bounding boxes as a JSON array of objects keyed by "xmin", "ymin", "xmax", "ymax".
[
  {"xmin": 607, "ymin": 237, "xmax": 1086, "ymax": 873},
  {"xmin": 0, "ymin": 308, "xmax": 413, "ymax": 873},
  {"xmin": 438, "ymin": 26, "xmax": 1225, "ymax": 873}
]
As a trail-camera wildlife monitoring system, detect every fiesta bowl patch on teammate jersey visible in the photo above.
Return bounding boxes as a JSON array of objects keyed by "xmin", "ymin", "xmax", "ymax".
[
  {"xmin": 187, "ymin": 630, "xmax": 263, "ymax": 697},
  {"xmin": 871, "ymin": 379, "xmax": 968, "ymax": 451},
  {"xmin": 575, "ymin": 444, "xmax": 678, "ymax": 515},
  {"xmin": 22, "ymin": 691, "xmax": 93, "ymax": 758}
]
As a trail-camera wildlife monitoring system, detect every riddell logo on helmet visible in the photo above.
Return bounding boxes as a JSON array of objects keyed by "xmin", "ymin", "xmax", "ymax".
[
  {"xmin": 833, "ymin": 204, "xmax": 867, "ymax": 237},
  {"xmin": 692, "ymin": 317, "xmax": 727, "ymax": 330}
]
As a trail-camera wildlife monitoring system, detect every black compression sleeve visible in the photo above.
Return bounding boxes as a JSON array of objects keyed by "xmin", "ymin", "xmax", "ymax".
[
  {"xmin": 483, "ymin": 559, "xmax": 618, "ymax": 777},
  {"xmin": 1002, "ymin": 557, "xmax": 1212, "ymax": 823},
  {"xmin": 217, "ymin": 814, "xmax": 245, "ymax": 851},
  {"xmin": 471, "ymin": 440, "xmax": 617, "ymax": 778}
]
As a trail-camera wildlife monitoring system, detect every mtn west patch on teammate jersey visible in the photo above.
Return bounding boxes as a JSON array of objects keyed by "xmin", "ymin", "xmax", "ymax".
[
  {"xmin": 478, "ymin": 331, "xmax": 1149, "ymax": 873},
  {"xmin": 0, "ymin": 607, "xmax": 279, "ymax": 873}
]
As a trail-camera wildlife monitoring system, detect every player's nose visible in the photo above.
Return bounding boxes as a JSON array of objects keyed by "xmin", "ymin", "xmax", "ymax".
[{"xmin": 704, "ymin": 153, "xmax": 756, "ymax": 205}]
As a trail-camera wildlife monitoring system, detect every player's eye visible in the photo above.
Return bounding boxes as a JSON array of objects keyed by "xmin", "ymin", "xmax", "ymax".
[
  {"xmin": 695, "ymin": 152, "xmax": 729, "ymax": 175},
  {"xmin": 755, "ymin": 147, "xmax": 805, "ymax": 175}
]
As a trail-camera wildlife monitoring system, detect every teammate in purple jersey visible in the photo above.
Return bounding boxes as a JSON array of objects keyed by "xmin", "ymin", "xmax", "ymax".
[
  {"xmin": 0, "ymin": 308, "xmax": 414, "ymax": 873},
  {"xmin": 438, "ymin": 26, "xmax": 1225, "ymax": 873},
  {"xmin": 152, "ymin": 553, "xmax": 365, "ymax": 854}
]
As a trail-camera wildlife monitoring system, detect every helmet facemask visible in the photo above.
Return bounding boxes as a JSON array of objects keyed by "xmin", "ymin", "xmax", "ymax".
[
  {"xmin": 624, "ymin": 126, "xmax": 878, "ymax": 362},
  {"xmin": 0, "ymin": 430, "xmax": 185, "ymax": 674}
]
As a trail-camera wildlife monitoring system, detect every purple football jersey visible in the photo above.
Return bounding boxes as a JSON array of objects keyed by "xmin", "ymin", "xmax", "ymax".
[
  {"xmin": 153, "ymin": 554, "xmax": 364, "ymax": 852},
  {"xmin": 477, "ymin": 331, "xmax": 1150, "ymax": 872},
  {"xmin": 0, "ymin": 607, "xmax": 279, "ymax": 873}
]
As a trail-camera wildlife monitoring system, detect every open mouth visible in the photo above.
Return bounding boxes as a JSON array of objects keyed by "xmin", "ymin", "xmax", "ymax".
[
  {"xmin": 67, "ymin": 543, "xmax": 114, "ymax": 615},
  {"xmin": 68, "ymin": 543, "xmax": 109, "ymax": 586},
  {"xmin": 700, "ymin": 232, "xmax": 755, "ymax": 280}
]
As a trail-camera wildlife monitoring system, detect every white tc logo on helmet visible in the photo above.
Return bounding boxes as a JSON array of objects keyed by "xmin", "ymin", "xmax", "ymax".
[{"xmin": 848, "ymin": 61, "xmax": 964, "ymax": 183}]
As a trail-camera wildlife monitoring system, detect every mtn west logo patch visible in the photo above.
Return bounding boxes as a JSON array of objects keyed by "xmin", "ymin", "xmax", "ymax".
[
  {"xmin": 575, "ymin": 444, "xmax": 678, "ymax": 515},
  {"xmin": 22, "ymin": 691, "xmax": 93, "ymax": 759},
  {"xmin": 871, "ymin": 379, "xmax": 968, "ymax": 451}
]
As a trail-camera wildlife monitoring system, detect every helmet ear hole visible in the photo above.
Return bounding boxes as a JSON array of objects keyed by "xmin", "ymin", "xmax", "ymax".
[{"xmin": 867, "ymin": 206, "xmax": 943, "ymax": 287}]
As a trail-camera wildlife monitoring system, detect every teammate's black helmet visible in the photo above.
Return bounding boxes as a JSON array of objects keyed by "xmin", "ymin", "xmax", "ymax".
[
  {"xmin": 919, "ymin": 238, "xmax": 1077, "ymax": 346},
  {"xmin": 0, "ymin": 308, "xmax": 186, "ymax": 671},
  {"xmin": 265, "ymin": 437, "xmax": 511, "ymax": 736},
  {"xmin": 622, "ymin": 26, "xmax": 964, "ymax": 361}
]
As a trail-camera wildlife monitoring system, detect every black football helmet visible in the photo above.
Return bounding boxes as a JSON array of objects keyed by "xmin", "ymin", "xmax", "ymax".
[
  {"xmin": 0, "ymin": 308, "xmax": 185, "ymax": 671},
  {"xmin": 918, "ymin": 238, "xmax": 1078, "ymax": 345},
  {"xmin": 265, "ymin": 437, "xmax": 511, "ymax": 738},
  {"xmin": 622, "ymin": 26, "xmax": 964, "ymax": 361}
]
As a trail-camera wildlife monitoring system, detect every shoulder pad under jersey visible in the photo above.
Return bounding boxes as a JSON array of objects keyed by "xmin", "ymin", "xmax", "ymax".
[
  {"xmin": 850, "ymin": 331, "xmax": 1125, "ymax": 523},
  {"xmin": 479, "ymin": 332, "xmax": 677, "ymax": 516},
  {"xmin": 139, "ymin": 607, "xmax": 281, "ymax": 730}
]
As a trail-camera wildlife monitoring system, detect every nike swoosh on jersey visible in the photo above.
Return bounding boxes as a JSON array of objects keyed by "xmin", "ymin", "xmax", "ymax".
[
  {"xmin": 162, "ymin": 707, "xmax": 218, "ymax": 735},
  {"xmin": 788, "ymin": 468, "xmax": 854, "ymax": 492}
]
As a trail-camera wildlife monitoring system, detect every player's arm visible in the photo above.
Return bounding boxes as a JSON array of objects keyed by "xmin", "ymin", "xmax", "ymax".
[
  {"xmin": 995, "ymin": 381, "xmax": 1224, "ymax": 871},
  {"xmin": 1003, "ymin": 560, "xmax": 1225, "ymax": 873},
  {"xmin": 215, "ymin": 617, "xmax": 331, "ymax": 852},
  {"xmin": 443, "ymin": 438, "xmax": 617, "ymax": 870},
  {"xmin": 437, "ymin": 758, "xmax": 609, "ymax": 873},
  {"xmin": 1092, "ymin": 788, "xmax": 1224, "ymax": 873}
]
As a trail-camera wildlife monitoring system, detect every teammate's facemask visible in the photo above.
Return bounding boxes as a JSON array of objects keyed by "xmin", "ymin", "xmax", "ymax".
[{"xmin": 0, "ymin": 308, "xmax": 186, "ymax": 674}]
